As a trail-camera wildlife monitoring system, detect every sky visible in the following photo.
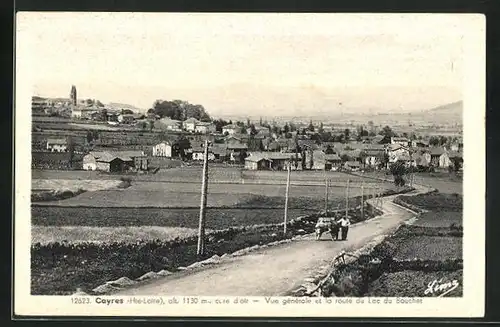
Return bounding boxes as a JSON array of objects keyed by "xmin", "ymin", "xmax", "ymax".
[{"xmin": 17, "ymin": 13, "xmax": 466, "ymax": 117}]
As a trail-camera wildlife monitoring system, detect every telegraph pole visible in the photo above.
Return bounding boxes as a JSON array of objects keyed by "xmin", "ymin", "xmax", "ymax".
[
  {"xmin": 361, "ymin": 182, "xmax": 364, "ymax": 221},
  {"xmin": 197, "ymin": 139, "xmax": 209, "ymax": 256},
  {"xmin": 324, "ymin": 178, "xmax": 329, "ymax": 214},
  {"xmin": 284, "ymin": 160, "xmax": 291, "ymax": 234},
  {"xmin": 345, "ymin": 179, "xmax": 350, "ymax": 219}
]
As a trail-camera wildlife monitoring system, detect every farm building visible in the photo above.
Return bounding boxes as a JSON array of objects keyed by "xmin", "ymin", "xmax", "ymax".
[
  {"xmin": 386, "ymin": 144, "xmax": 410, "ymax": 163},
  {"xmin": 46, "ymin": 138, "xmax": 67, "ymax": 152},
  {"xmin": 222, "ymin": 124, "xmax": 242, "ymax": 136},
  {"xmin": 152, "ymin": 141, "xmax": 172, "ymax": 158},
  {"xmin": 194, "ymin": 122, "xmax": 216, "ymax": 134},
  {"xmin": 212, "ymin": 144, "xmax": 229, "ymax": 161},
  {"xmin": 311, "ymin": 151, "xmax": 342, "ymax": 171},
  {"xmin": 191, "ymin": 149, "xmax": 216, "ymax": 161},
  {"xmin": 156, "ymin": 118, "xmax": 182, "ymax": 131},
  {"xmin": 83, "ymin": 150, "xmax": 145, "ymax": 171},
  {"xmin": 429, "ymin": 147, "xmax": 447, "ymax": 167},
  {"xmin": 244, "ymin": 154, "xmax": 271, "ymax": 170},
  {"xmin": 183, "ymin": 118, "xmax": 200, "ymax": 132},
  {"xmin": 244, "ymin": 152, "xmax": 301, "ymax": 171},
  {"xmin": 411, "ymin": 140, "xmax": 429, "ymax": 148},
  {"xmin": 344, "ymin": 161, "xmax": 361, "ymax": 171},
  {"xmin": 438, "ymin": 152, "xmax": 453, "ymax": 169},
  {"xmin": 118, "ymin": 114, "xmax": 135, "ymax": 124},
  {"xmin": 391, "ymin": 137, "xmax": 410, "ymax": 147},
  {"xmin": 71, "ymin": 107, "xmax": 98, "ymax": 119},
  {"xmin": 413, "ymin": 152, "xmax": 432, "ymax": 167}
]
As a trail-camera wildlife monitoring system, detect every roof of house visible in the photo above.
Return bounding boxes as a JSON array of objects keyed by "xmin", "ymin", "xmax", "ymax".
[
  {"xmin": 160, "ymin": 118, "xmax": 181, "ymax": 125},
  {"xmin": 227, "ymin": 143, "xmax": 248, "ymax": 150},
  {"xmin": 196, "ymin": 122, "xmax": 213, "ymax": 127},
  {"xmin": 325, "ymin": 153, "xmax": 341, "ymax": 161},
  {"xmin": 246, "ymin": 151, "xmax": 301, "ymax": 161},
  {"xmin": 392, "ymin": 137, "xmax": 409, "ymax": 142},
  {"xmin": 184, "ymin": 117, "xmax": 200, "ymax": 124},
  {"xmin": 430, "ymin": 146, "xmax": 447, "ymax": 156},
  {"xmin": 340, "ymin": 149, "xmax": 362, "ymax": 158},
  {"xmin": 448, "ymin": 151, "xmax": 463, "ymax": 159},
  {"xmin": 90, "ymin": 150, "xmax": 144, "ymax": 160},
  {"xmin": 386, "ymin": 143, "xmax": 408, "ymax": 151},
  {"xmin": 396, "ymin": 153, "xmax": 412, "ymax": 161},
  {"xmin": 372, "ymin": 135, "xmax": 385, "ymax": 143},
  {"xmin": 345, "ymin": 161, "xmax": 361, "ymax": 167},
  {"xmin": 232, "ymin": 133, "xmax": 249, "ymax": 140},
  {"xmin": 155, "ymin": 141, "xmax": 172, "ymax": 146},
  {"xmin": 245, "ymin": 154, "xmax": 269, "ymax": 163},
  {"xmin": 94, "ymin": 152, "xmax": 133, "ymax": 163},
  {"xmin": 222, "ymin": 124, "xmax": 240, "ymax": 129},
  {"xmin": 47, "ymin": 138, "xmax": 67, "ymax": 145}
]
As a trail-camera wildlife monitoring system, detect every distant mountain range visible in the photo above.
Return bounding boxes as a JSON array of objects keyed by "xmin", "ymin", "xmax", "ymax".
[{"xmin": 220, "ymin": 101, "xmax": 463, "ymax": 126}]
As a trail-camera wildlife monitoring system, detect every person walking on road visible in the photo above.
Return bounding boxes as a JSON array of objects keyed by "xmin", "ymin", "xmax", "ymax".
[
  {"xmin": 339, "ymin": 217, "xmax": 351, "ymax": 241},
  {"xmin": 330, "ymin": 219, "xmax": 340, "ymax": 241}
]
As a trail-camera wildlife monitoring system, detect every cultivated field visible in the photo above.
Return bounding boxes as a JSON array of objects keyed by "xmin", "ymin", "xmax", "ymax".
[
  {"xmin": 32, "ymin": 226, "xmax": 208, "ymax": 245},
  {"xmin": 32, "ymin": 179, "xmax": 121, "ymax": 192},
  {"xmin": 366, "ymin": 270, "xmax": 463, "ymax": 297}
]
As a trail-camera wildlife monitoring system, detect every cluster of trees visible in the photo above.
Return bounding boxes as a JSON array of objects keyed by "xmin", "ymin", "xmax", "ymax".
[{"xmin": 150, "ymin": 100, "xmax": 211, "ymax": 122}]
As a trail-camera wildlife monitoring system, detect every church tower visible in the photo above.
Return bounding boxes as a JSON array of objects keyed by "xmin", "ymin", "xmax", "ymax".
[{"xmin": 70, "ymin": 85, "xmax": 77, "ymax": 106}]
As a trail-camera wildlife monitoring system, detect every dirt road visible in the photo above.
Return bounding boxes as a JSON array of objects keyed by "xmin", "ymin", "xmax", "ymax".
[{"xmin": 113, "ymin": 187, "xmax": 427, "ymax": 296}]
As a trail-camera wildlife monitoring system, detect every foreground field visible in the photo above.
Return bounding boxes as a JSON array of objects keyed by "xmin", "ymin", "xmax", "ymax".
[
  {"xmin": 34, "ymin": 182, "xmax": 380, "ymax": 207},
  {"xmin": 32, "ymin": 226, "xmax": 207, "ymax": 245},
  {"xmin": 367, "ymin": 270, "xmax": 463, "ymax": 297},
  {"xmin": 32, "ymin": 206, "xmax": 312, "ymax": 229},
  {"xmin": 32, "ymin": 179, "xmax": 121, "ymax": 192},
  {"xmin": 32, "ymin": 167, "xmax": 380, "ymax": 185}
]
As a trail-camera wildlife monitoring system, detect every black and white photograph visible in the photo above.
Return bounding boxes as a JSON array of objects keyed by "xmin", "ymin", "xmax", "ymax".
[{"xmin": 14, "ymin": 12, "xmax": 485, "ymax": 317}]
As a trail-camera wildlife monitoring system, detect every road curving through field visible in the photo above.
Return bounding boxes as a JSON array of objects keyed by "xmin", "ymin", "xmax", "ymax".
[{"xmin": 110, "ymin": 184, "xmax": 433, "ymax": 296}]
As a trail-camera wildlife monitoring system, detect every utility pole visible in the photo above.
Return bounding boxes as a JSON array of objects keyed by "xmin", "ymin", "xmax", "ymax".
[
  {"xmin": 345, "ymin": 179, "xmax": 350, "ymax": 219},
  {"xmin": 284, "ymin": 160, "xmax": 291, "ymax": 235},
  {"xmin": 324, "ymin": 178, "xmax": 329, "ymax": 214},
  {"xmin": 361, "ymin": 182, "xmax": 364, "ymax": 220},
  {"xmin": 197, "ymin": 139, "xmax": 209, "ymax": 256},
  {"xmin": 370, "ymin": 186, "xmax": 374, "ymax": 215}
]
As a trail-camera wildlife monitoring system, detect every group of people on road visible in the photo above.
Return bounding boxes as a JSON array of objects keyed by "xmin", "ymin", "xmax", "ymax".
[{"xmin": 315, "ymin": 216, "xmax": 351, "ymax": 241}]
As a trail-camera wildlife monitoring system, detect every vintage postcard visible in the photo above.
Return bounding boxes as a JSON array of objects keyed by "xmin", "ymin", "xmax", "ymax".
[{"xmin": 14, "ymin": 12, "xmax": 485, "ymax": 318}]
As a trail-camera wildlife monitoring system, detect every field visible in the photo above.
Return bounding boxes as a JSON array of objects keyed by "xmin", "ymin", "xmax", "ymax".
[
  {"xmin": 31, "ymin": 204, "xmax": 382, "ymax": 295},
  {"xmin": 364, "ymin": 171, "xmax": 462, "ymax": 194},
  {"xmin": 366, "ymin": 270, "xmax": 463, "ymax": 297},
  {"xmin": 32, "ymin": 206, "xmax": 312, "ymax": 229},
  {"xmin": 392, "ymin": 236, "xmax": 462, "ymax": 261},
  {"xmin": 397, "ymin": 193, "xmax": 462, "ymax": 212},
  {"xmin": 30, "ymin": 167, "xmax": 408, "ymax": 295},
  {"xmin": 32, "ymin": 226, "xmax": 209, "ymax": 245},
  {"xmin": 32, "ymin": 167, "xmax": 381, "ymax": 185},
  {"xmin": 32, "ymin": 179, "xmax": 121, "ymax": 192},
  {"xmin": 413, "ymin": 211, "xmax": 462, "ymax": 228}
]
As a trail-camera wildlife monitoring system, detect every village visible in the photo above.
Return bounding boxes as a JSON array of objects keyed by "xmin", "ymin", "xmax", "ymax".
[{"xmin": 33, "ymin": 86, "xmax": 463, "ymax": 176}]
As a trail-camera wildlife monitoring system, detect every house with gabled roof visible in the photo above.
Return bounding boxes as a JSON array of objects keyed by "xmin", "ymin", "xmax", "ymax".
[
  {"xmin": 183, "ymin": 117, "xmax": 200, "ymax": 132},
  {"xmin": 83, "ymin": 150, "xmax": 145, "ymax": 171}
]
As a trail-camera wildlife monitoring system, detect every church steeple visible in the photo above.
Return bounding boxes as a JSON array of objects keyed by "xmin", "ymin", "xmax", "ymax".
[{"xmin": 70, "ymin": 85, "xmax": 77, "ymax": 106}]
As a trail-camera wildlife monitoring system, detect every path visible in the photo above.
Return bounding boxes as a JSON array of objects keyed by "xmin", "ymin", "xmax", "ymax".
[{"xmin": 113, "ymin": 185, "xmax": 430, "ymax": 296}]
